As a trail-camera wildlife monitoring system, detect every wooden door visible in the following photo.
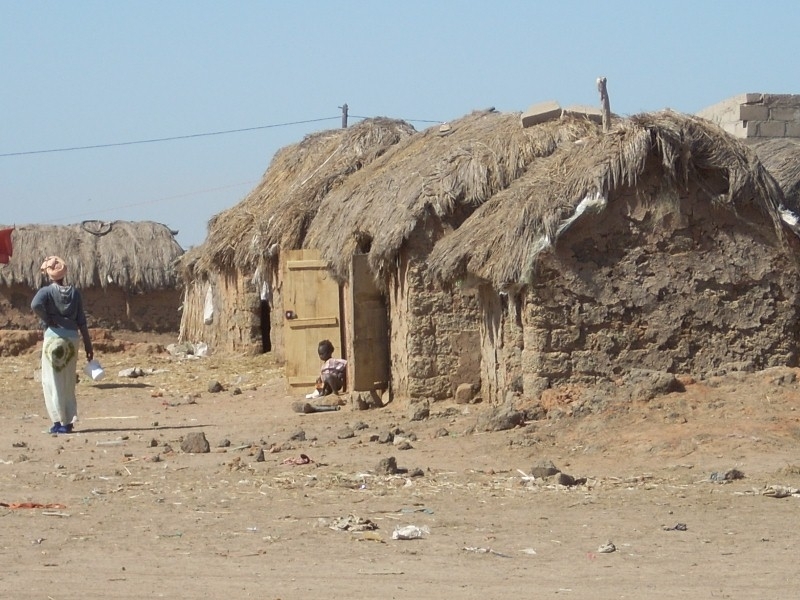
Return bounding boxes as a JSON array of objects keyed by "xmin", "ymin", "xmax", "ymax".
[
  {"xmin": 283, "ymin": 249, "xmax": 342, "ymax": 390},
  {"xmin": 347, "ymin": 254, "xmax": 390, "ymax": 391}
]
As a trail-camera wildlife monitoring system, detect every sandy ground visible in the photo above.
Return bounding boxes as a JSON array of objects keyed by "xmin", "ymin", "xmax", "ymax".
[{"xmin": 2, "ymin": 332, "xmax": 800, "ymax": 599}]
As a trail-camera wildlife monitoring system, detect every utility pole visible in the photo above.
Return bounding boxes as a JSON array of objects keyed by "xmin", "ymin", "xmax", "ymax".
[{"xmin": 340, "ymin": 103, "xmax": 348, "ymax": 128}]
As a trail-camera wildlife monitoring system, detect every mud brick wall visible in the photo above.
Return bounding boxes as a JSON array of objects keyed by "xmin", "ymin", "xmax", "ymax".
[
  {"xmin": 520, "ymin": 186, "xmax": 800, "ymax": 395},
  {"xmin": 391, "ymin": 227, "xmax": 481, "ymax": 402}
]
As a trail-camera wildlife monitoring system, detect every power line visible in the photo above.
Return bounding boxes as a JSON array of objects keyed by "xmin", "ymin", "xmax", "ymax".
[
  {"xmin": 51, "ymin": 180, "xmax": 257, "ymax": 225},
  {"xmin": 0, "ymin": 113, "xmax": 445, "ymax": 158},
  {"xmin": 0, "ymin": 116, "xmax": 340, "ymax": 157},
  {"xmin": 351, "ymin": 114, "xmax": 442, "ymax": 124}
]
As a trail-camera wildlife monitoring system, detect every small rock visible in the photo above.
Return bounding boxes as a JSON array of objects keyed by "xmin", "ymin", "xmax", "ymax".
[
  {"xmin": 230, "ymin": 387, "xmax": 242, "ymax": 396},
  {"xmin": 289, "ymin": 429, "xmax": 306, "ymax": 442},
  {"xmin": 476, "ymin": 404, "xmax": 525, "ymax": 432},
  {"xmin": 149, "ymin": 438, "xmax": 159, "ymax": 448},
  {"xmin": 217, "ymin": 438, "xmax": 231, "ymax": 448},
  {"xmin": 255, "ymin": 448, "xmax": 265, "ymax": 462},
  {"xmin": 409, "ymin": 402, "xmax": 430, "ymax": 422},
  {"xmin": 408, "ymin": 467, "xmax": 425, "ymax": 478},
  {"xmin": 454, "ymin": 383, "xmax": 476, "ymax": 404},
  {"xmin": 207, "ymin": 380, "xmax": 224, "ymax": 393},
  {"xmin": 180, "ymin": 432, "xmax": 210, "ymax": 454},
  {"xmin": 337, "ymin": 428, "xmax": 355, "ymax": 440},
  {"xmin": 530, "ymin": 459, "xmax": 560, "ymax": 478},
  {"xmin": 434, "ymin": 428, "xmax": 449, "ymax": 438},
  {"xmin": 376, "ymin": 456, "xmax": 400, "ymax": 475},
  {"xmin": 377, "ymin": 431, "xmax": 394, "ymax": 444},
  {"xmin": 396, "ymin": 440, "xmax": 413, "ymax": 451},
  {"xmin": 556, "ymin": 472, "xmax": 575, "ymax": 486}
]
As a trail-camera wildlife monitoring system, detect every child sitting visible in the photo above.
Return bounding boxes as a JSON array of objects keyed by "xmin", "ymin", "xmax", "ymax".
[{"xmin": 306, "ymin": 339, "xmax": 347, "ymax": 399}]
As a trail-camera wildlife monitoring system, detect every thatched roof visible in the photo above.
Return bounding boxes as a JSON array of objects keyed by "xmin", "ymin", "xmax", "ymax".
[
  {"xmin": 427, "ymin": 110, "xmax": 788, "ymax": 290},
  {"xmin": 746, "ymin": 137, "xmax": 800, "ymax": 210},
  {"xmin": 0, "ymin": 220, "xmax": 184, "ymax": 291},
  {"xmin": 306, "ymin": 109, "xmax": 603, "ymax": 281},
  {"xmin": 181, "ymin": 117, "xmax": 416, "ymax": 281}
]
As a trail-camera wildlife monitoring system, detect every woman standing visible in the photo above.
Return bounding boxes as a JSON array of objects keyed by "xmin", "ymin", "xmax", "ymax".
[{"xmin": 31, "ymin": 256, "xmax": 94, "ymax": 434}]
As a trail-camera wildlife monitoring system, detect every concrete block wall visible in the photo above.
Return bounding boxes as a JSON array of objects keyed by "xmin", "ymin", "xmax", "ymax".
[{"xmin": 696, "ymin": 93, "xmax": 800, "ymax": 138}]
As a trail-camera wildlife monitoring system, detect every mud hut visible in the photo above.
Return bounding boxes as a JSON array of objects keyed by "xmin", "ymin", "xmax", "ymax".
[
  {"xmin": 427, "ymin": 111, "xmax": 800, "ymax": 404},
  {"xmin": 0, "ymin": 220, "xmax": 184, "ymax": 332},
  {"xmin": 177, "ymin": 118, "xmax": 416, "ymax": 366},
  {"xmin": 306, "ymin": 109, "xmax": 602, "ymax": 403}
]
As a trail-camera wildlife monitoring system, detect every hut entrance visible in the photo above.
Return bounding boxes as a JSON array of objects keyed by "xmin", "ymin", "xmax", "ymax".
[
  {"xmin": 346, "ymin": 253, "xmax": 390, "ymax": 393},
  {"xmin": 282, "ymin": 249, "xmax": 343, "ymax": 391},
  {"xmin": 259, "ymin": 298, "xmax": 271, "ymax": 353}
]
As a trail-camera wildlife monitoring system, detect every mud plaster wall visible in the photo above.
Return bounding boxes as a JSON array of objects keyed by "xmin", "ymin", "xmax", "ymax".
[
  {"xmin": 1, "ymin": 283, "xmax": 181, "ymax": 332},
  {"xmin": 390, "ymin": 225, "xmax": 481, "ymax": 402},
  {"xmin": 479, "ymin": 286, "xmax": 524, "ymax": 405},
  {"xmin": 521, "ymin": 184, "xmax": 800, "ymax": 395},
  {"xmin": 179, "ymin": 270, "xmax": 274, "ymax": 355}
]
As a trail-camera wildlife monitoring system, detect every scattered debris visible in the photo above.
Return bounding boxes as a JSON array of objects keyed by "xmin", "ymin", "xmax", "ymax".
[
  {"xmin": 463, "ymin": 546, "xmax": 511, "ymax": 557},
  {"xmin": 662, "ymin": 523, "xmax": 688, "ymax": 531},
  {"xmin": 291, "ymin": 401, "xmax": 341, "ymax": 414},
  {"xmin": 329, "ymin": 514, "xmax": 378, "ymax": 532},
  {"xmin": 118, "ymin": 367, "xmax": 145, "ymax": 378},
  {"xmin": 281, "ymin": 454, "xmax": 313, "ymax": 466},
  {"xmin": 709, "ymin": 469, "xmax": 745, "ymax": 483},
  {"xmin": 392, "ymin": 525, "xmax": 429, "ymax": 540},
  {"xmin": 597, "ymin": 541, "xmax": 616, "ymax": 553},
  {"xmin": 762, "ymin": 485, "xmax": 800, "ymax": 498},
  {"xmin": 1, "ymin": 501, "xmax": 67, "ymax": 509}
]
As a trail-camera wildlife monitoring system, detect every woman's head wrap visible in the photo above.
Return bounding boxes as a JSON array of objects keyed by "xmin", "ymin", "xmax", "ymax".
[{"xmin": 40, "ymin": 256, "xmax": 67, "ymax": 281}]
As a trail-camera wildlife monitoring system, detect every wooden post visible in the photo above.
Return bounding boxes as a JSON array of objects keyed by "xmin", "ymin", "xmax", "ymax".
[
  {"xmin": 596, "ymin": 77, "xmax": 611, "ymax": 132},
  {"xmin": 340, "ymin": 103, "xmax": 348, "ymax": 128}
]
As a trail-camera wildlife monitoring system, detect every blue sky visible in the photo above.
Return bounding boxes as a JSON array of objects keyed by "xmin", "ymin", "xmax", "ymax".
[{"xmin": 2, "ymin": 0, "xmax": 798, "ymax": 249}]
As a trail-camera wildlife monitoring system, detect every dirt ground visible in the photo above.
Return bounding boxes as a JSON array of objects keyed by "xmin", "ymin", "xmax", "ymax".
[{"xmin": 1, "ymin": 331, "xmax": 800, "ymax": 599}]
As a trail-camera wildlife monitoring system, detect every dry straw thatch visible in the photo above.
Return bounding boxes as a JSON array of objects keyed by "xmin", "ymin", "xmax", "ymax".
[
  {"xmin": 0, "ymin": 220, "xmax": 184, "ymax": 291},
  {"xmin": 181, "ymin": 117, "xmax": 416, "ymax": 282},
  {"xmin": 426, "ymin": 110, "xmax": 788, "ymax": 289},
  {"xmin": 747, "ymin": 137, "xmax": 800, "ymax": 209},
  {"xmin": 306, "ymin": 109, "xmax": 602, "ymax": 282}
]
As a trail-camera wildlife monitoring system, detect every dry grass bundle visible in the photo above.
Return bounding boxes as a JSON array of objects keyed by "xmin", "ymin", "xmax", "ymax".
[
  {"xmin": 747, "ymin": 137, "xmax": 800, "ymax": 209},
  {"xmin": 427, "ymin": 110, "xmax": 787, "ymax": 289},
  {"xmin": 182, "ymin": 117, "xmax": 416, "ymax": 282},
  {"xmin": 306, "ymin": 109, "xmax": 601, "ymax": 281}
]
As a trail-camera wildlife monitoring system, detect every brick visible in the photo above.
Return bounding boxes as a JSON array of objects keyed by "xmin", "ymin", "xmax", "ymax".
[
  {"xmin": 761, "ymin": 94, "xmax": 800, "ymax": 107},
  {"xmin": 757, "ymin": 121, "xmax": 787, "ymax": 137},
  {"xmin": 786, "ymin": 122, "xmax": 800, "ymax": 137},
  {"xmin": 520, "ymin": 100, "xmax": 562, "ymax": 128},
  {"xmin": 769, "ymin": 107, "xmax": 800, "ymax": 121},
  {"xmin": 697, "ymin": 93, "xmax": 762, "ymax": 123},
  {"xmin": 744, "ymin": 121, "xmax": 760, "ymax": 137},
  {"xmin": 719, "ymin": 121, "xmax": 748, "ymax": 138},
  {"xmin": 739, "ymin": 105, "xmax": 770, "ymax": 121},
  {"xmin": 742, "ymin": 93, "xmax": 765, "ymax": 103},
  {"xmin": 563, "ymin": 104, "xmax": 603, "ymax": 124}
]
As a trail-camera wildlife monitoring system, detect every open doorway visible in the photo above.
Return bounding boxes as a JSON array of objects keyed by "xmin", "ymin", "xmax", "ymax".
[{"xmin": 260, "ymin": 299, "xmax": 271, "ymax": 353}]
